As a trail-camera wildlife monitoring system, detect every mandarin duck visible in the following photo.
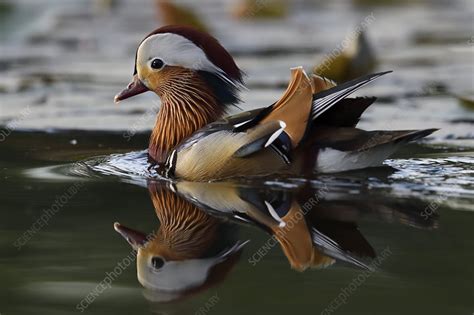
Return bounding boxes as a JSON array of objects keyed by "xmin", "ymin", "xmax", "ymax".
[
  {"xmin": 115, "ymin": 25, "xmax": 437, "ymax": 181},
  {"xmin": 155, "ymin": 0, "xmax": 209, "ymax": 33},
  {"xmin": 313, "ymin": 30, "xmax": 377, "ymax": 83},
  {"xmin": 114, "ymin": 182, "xmax": 245, "ymax": 302},
  {"xmin": 232, "ymin": 0, "xmax": 288, "ymax": 19},
  {"xmin": 458, "ymin": 94, "xmax": 474, "ymax": 111}
]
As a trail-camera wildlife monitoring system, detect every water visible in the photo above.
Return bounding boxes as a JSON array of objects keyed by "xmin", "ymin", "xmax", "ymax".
[
  {"xmin": 1, "ymin": 0, "xmax": 474, "ymax": 314},
  {"xmin": 1, "ymin": 131, "xmax": 473, "ymax": 314}
]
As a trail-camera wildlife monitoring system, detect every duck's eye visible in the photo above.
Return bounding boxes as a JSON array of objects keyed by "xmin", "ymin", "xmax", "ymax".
[
  {"xmin": 151, "ymin": 257, "xmax": 165, "ymax": 269},
  {"xmin": 151, "ymin": 58, "xmax": 165, "ymax": 70}
]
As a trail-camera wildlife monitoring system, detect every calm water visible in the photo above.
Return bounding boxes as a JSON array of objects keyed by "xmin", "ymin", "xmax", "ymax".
[{"xmin": 1, "ymin": 0, "xmax": 474, "ymax": 314}]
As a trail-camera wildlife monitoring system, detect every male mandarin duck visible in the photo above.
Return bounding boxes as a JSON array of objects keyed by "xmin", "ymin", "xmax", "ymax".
[
  {"xmin": 115, "ymin": 25, "xmax": 437, "ymax": 181},
  {"xmin": 155, "ymin": 0, "xmax": 209, "ymax": 33},
  {"xmin": 232, "ymin": 0, "xmax": 288, "ymax": 19},
  {"xmin": 313, "ymin": 30, "xmax": 377, "ymax": 83}
]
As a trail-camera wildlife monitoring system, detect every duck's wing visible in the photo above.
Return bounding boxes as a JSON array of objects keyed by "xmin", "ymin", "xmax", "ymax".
[
  {"xmin": 167, "ymin": 119, "xmax": 293, "ymax": 180},
  {"xmin": 310, "ymin": 74, "xmax": 378, "ymax": 128},
  {"xmin": 234, "ymin": 69, "xmax": 391, "ymax": 147},
  {"xmin": 174, "ymin": 108, "xmax": 266, "ymax": 153},
  {"xmin": 234, "ymin": 67, "xmax": 313, "ymax": 148},
  {"xmin": 310, "ymin": 70, "xmax": 391, "ymax": 120},
  {"xmin": 178, "ymin": 68, "xmax": 390, "ymax": 158},
  {"xmin": 313, "ymin": 97, "xmax": 376, "ymax": 127},
  {"xmin": 172, "ymin": 119, "xmax": 290, "ymax": 160}
]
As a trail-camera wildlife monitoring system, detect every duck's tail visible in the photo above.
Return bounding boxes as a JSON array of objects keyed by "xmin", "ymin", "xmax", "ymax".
[{"xmin": 311, "ymin": 127, "xmax": 438, "ymax": 173}]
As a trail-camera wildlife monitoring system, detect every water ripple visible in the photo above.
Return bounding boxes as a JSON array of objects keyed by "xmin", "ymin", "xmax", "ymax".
[{"xmin": 79, "ymin": 150, "xmax": 474, "ymax": 208}]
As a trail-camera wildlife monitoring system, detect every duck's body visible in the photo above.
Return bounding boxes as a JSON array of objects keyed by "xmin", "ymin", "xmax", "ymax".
[
  {"xmin": 166, "ymin": 70, "xmax": 435, "ymax": 180},
  {"xmin": 115, "ymin": 25, "xmax": 436, "ymax": 181}
]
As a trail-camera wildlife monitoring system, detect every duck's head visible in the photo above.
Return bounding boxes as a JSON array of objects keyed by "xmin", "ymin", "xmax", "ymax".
[
  {"xmin": 114, "ymin": 25, "xmax": 244, "ymax": 107},
  {"xmin": 114, "ymin": 222, "xmax": 245, "ymax": 302}
]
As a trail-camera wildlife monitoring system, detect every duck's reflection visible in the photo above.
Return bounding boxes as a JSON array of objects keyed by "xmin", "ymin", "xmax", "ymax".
[
  {"xmin": 174, "ymin": 181, "xmax": 374, "ymax": 271},
  {"xmin": 114, "ymin": 180, "xmax": 438, "ymax": 302},
  {"xmin": 114, "ymin": 182, "xmax": 245, "ymax": 302}
]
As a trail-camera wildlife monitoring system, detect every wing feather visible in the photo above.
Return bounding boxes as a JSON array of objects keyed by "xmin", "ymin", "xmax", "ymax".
[{"xmin": 311, "ymin": 71, "xmax": 392, "ymax": 120}]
